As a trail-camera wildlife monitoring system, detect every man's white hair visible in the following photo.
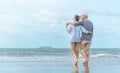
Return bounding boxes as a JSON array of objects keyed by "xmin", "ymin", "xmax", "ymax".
[{"xmin": 81, "ymin": 12, "xmax": 88, "ymax": 18}]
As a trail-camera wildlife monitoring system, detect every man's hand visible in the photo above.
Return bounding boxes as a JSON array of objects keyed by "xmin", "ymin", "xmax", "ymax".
[{"xmin": 88, "ymin": 31, "xmax": 93, "ymax": 34}]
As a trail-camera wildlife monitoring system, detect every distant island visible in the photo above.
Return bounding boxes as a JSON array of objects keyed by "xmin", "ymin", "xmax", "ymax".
[{"xmin": 38, "ymin": 46, "xmax": 53, "ymax": 49}]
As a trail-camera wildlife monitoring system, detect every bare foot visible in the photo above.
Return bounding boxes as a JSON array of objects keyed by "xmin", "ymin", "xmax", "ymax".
[
  {"xmin": 83, "ymin": 62, "xmax": 88, "ymax": 66},
  {"xmin": 83, "ymin": 59, "xmax": 89, "ymax": 65},
  {"xmin": 74, "ymin": 59, "xmax": 78, "ymax": 66}
]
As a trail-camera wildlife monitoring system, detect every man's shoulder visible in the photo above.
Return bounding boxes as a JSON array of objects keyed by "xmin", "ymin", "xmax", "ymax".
[
  {"xmin": 87, "ymin": 20, "xmax": 93, "ymax": 24},
  {"xmin": 74, "ymin": 21, "xmax": 83, "ymax": 26},
  {"xmin": 79, "ymin": 21, "xmax": 84, "ymax": 23},
  {"xmin": 75, "ymin": 21, "xmax": 83, "ymax": 24}
]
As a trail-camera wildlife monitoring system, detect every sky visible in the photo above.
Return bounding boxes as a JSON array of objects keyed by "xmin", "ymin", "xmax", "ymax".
[{"xmin": 0, "ymin": 0, "xmax": 120, "ymax": 48}]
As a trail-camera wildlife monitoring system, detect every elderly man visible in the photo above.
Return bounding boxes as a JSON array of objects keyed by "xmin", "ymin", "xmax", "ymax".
[{"xmin": 69, "ymin": 12, "xmax": 93, "ymax": 65}]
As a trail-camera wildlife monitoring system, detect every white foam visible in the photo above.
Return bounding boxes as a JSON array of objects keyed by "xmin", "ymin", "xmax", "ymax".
[
  {"xmin": 90, "ymin": 53, "xmax": 120, "ymax": 58},
  {"xmin": 0, "ymin": 55, "xmax": 70, "ymax": 61},
  {"xmin": 0, "ymin": 53, "xmax": 119, "ymax": 61}
]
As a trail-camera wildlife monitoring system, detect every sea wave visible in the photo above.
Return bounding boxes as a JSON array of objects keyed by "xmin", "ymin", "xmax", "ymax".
[
  {"xmin": 90, "ymin": 53, "xmax": 120, "ymax": 58},
  {"xmin": 0, "ymin": 53, "xmax": 119, "ymax": 61}
]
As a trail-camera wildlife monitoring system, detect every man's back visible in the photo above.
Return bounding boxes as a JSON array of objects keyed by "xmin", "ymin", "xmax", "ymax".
[{"xmin": 81, "ymin": 20, "xmax": 93, "ymax": 41}]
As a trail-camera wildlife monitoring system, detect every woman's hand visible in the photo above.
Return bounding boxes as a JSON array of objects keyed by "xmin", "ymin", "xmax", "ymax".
[
  {"xmin": 66, "ymin": 21, "xmax": 75, "ymax": 27},
  {"xmin": 66, "ymin": 22, "xmax": 69, "ymax": 28}
]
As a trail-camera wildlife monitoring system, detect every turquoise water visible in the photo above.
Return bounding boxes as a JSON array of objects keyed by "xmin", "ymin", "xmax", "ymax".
[{"xmin": 0, "ymin": 48, "xmax": 120, "ymax": 73}]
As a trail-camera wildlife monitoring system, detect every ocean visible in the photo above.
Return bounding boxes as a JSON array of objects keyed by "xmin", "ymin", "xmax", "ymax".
[
  {"xmin": 0, "ymin": 48, "xmax": 120, "ymax": 62},
  {"xmin": 0, "ymin": 48, "xmax": 120, "ymax": 73}
]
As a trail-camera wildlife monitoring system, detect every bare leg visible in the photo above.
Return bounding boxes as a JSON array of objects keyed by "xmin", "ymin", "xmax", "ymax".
[
  {"xmin": 86, "ymin": 54, "xmax": 89, "ymax": 59},
  {"xmin": 81, "ymin": 50, "xmax": 88, "ymax": 65},
  {"xmin": 85, "ymin": 53, "xmax": 89, "ymax": 65},
  {"xmin": 85, "ymin": 41, "xmax": 91, "ymax": 64},
  {"xmin": 71, "ymin": 42, "xmax": 78, "ymax": 65},
  {"xmin": 80, "ymin": 41, "xmax": 88, "ymax": 65},
  {"xmin": 74, "ymin": 43, "xmax": 80, "ymax": 65},
  {"xmin": 75, "ymin": 43, "xmax": 80, "ymax": 59}
]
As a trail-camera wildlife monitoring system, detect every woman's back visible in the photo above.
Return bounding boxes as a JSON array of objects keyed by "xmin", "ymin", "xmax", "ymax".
[{"xmin": 67, "ymin": 24, "xmax": 82, "ymax": 42}]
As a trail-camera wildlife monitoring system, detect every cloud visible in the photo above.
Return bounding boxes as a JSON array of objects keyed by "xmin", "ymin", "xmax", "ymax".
[
  {"xmin": 32, "ymin": 9, "xmax": 61, "ymax": 30},
  {"xmin": 0, "ymin": 0, "xmax": 56, "ymax": 7},
  {"xmin": 0, "ymin": 8, "xmax": 62, "ymax": 37},
  {"xmin": 0, "ymin": 0, "xmax": 120, "ymax": 48},
  {"xmin": 32, "ymin": 9, "xmax": 58, "ymax": 23},
  {"xmin": 87, "ymin": 8, "xmax": 120, "ymax": 17},
  {"xmin": 0, "ymin": 14, "xmax": 34, "ymax": 36}
]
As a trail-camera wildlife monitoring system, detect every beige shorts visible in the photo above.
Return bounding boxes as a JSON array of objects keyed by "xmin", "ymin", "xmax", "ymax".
[{"xmin": 80, "ymin": 40, "xmax": 91, "ymax": 54}]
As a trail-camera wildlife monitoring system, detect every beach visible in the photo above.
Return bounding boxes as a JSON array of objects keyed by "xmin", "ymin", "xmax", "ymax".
[{"xmin": 0, "ymin": 48, "xmax": 120, "ymax": 73}]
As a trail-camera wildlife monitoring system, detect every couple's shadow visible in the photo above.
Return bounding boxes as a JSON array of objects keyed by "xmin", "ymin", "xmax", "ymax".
[{"xmin": 73, "ymin": 64, "xmax": 89, "ymax": 73}]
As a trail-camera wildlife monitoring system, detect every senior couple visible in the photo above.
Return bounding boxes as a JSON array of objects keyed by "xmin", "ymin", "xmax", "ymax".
[{"xmin": 66, "ymin": 12, "xmax": 93, "ymax": 66}]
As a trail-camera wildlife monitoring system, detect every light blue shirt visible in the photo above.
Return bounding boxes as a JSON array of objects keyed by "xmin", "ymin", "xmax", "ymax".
[{"xmin": 67, "ymin": 25, "xmax": 89, "ymax": 43}]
